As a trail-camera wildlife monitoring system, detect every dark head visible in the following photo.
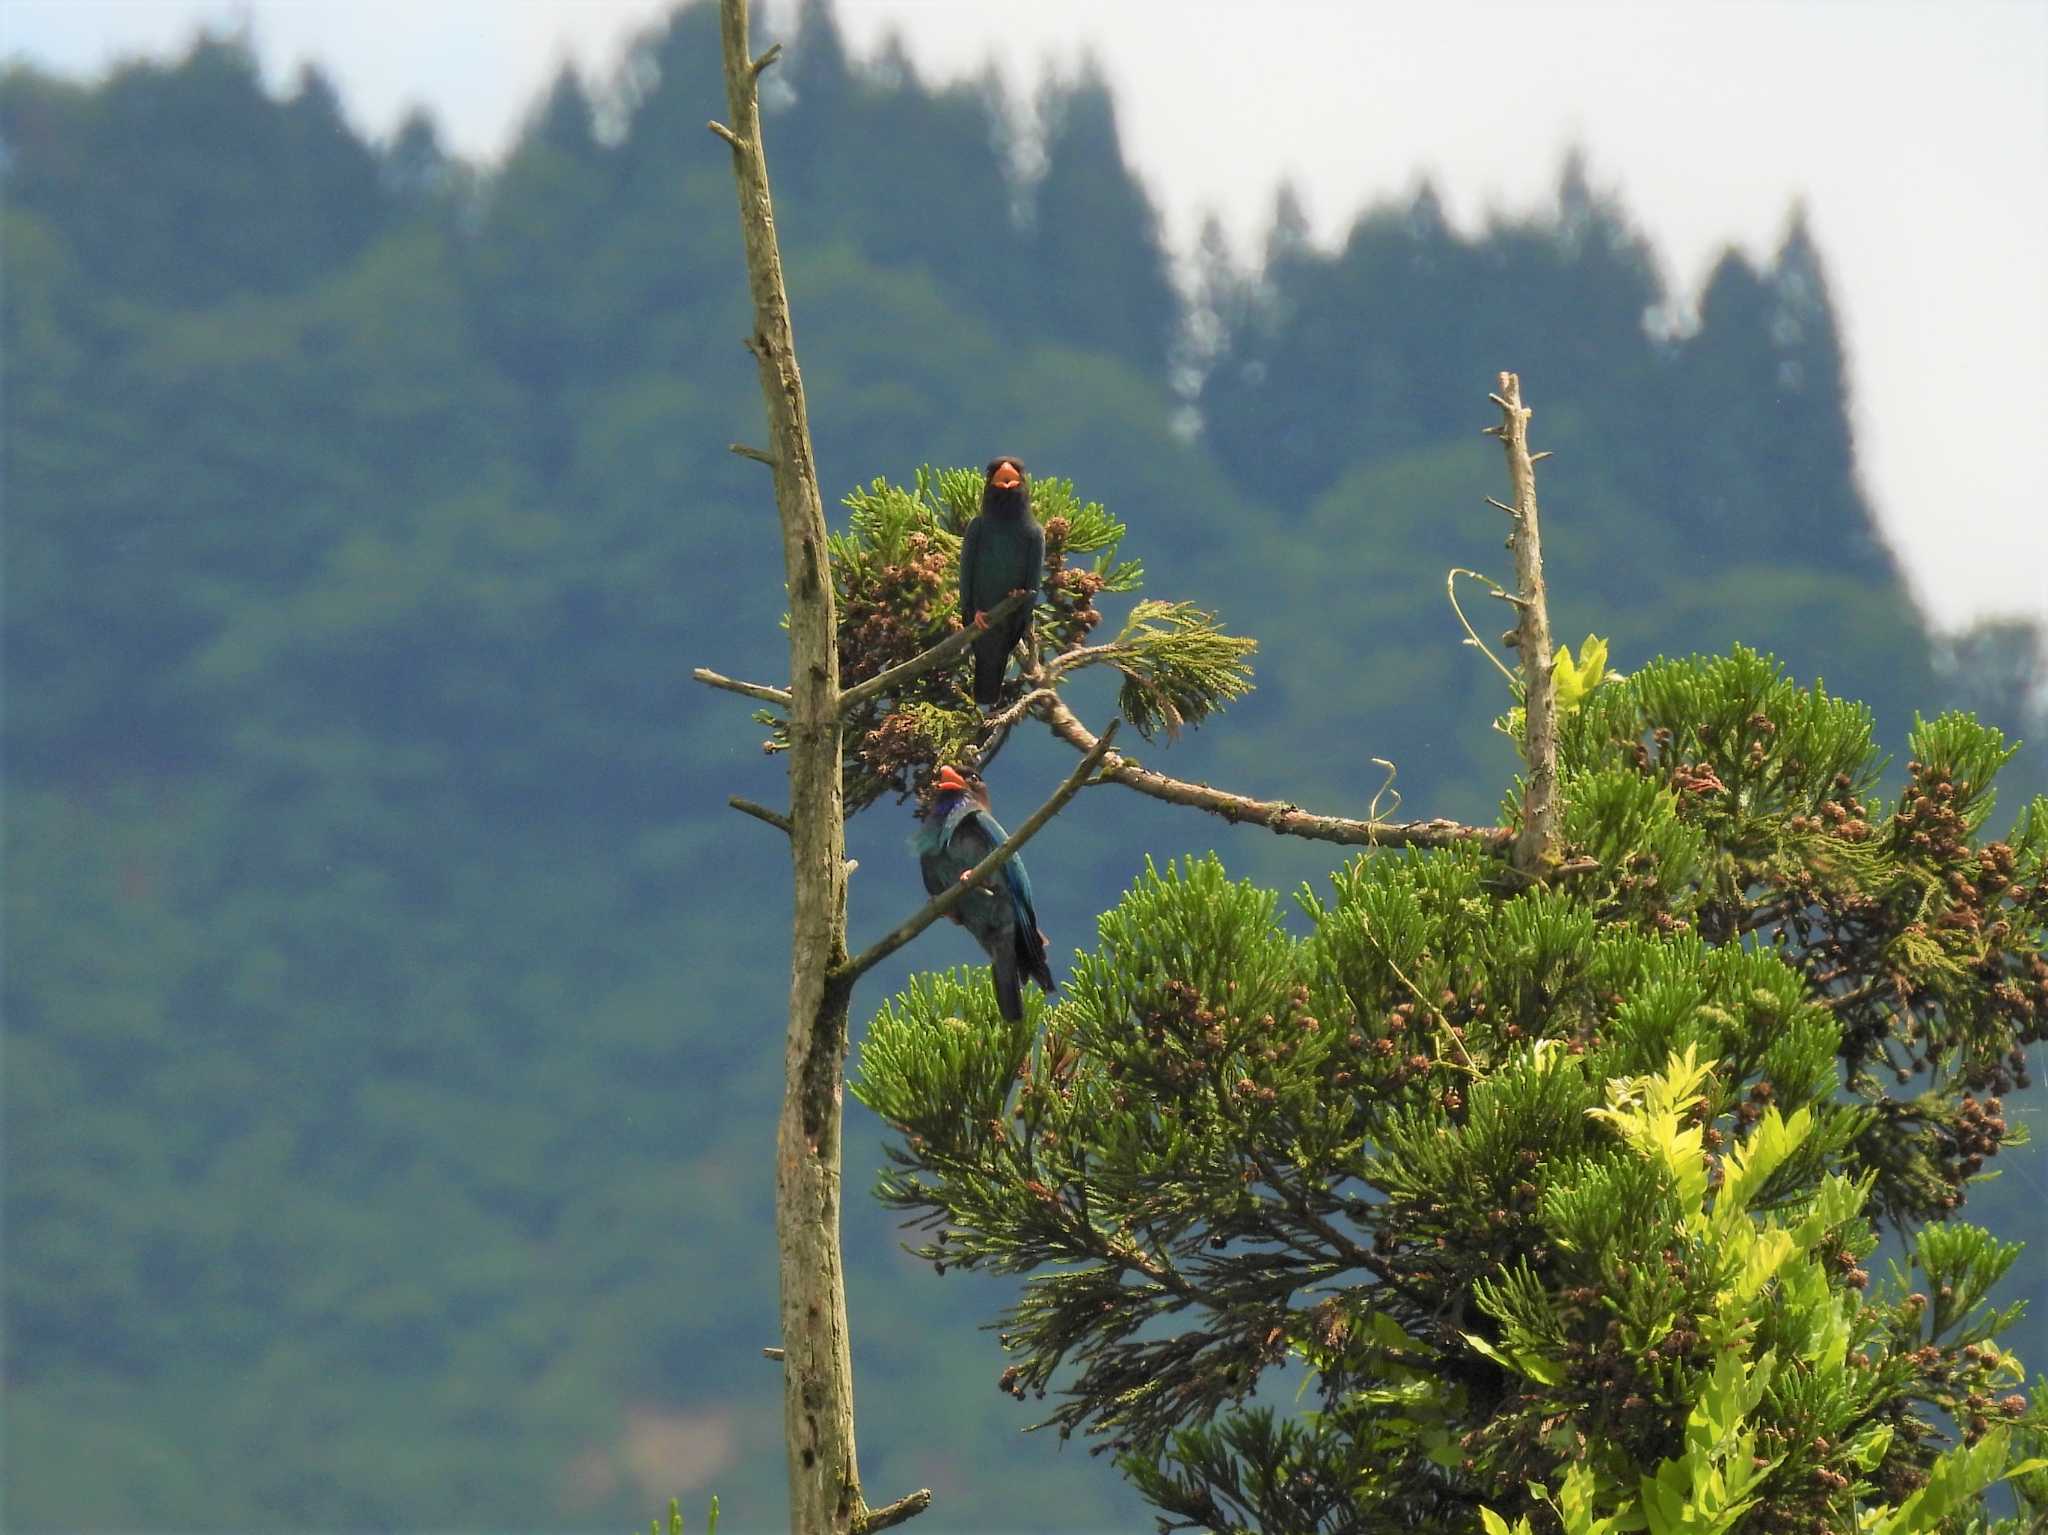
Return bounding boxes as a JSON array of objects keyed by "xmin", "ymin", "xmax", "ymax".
[
  {"xmin": 982, "ymin": 457, "xmax": 1029, "ymax": 518},
  {"xmin": 929, "ymin": 763, "xmax": 992, "ymax": 813}
]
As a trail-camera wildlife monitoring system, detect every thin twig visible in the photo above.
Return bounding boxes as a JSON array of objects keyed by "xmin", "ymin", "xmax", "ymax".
[
  {"xmin": 730, "ymin": 797, "xmax": 792, "ymax": 835},
  {"xmin": 730, "ymin": 442, "xmax": 776, "ymax": 467},
  {"xmin": 1446, "ymin": 568, "xmax": 1519, "ymax": 688},
  {"xmin": 748, "ymin": 41, "xmax": 782, "ymax": 80},
  {"xmin": 694, "ymin": 667, "xmax": 792, "ymax": 707},
  {"xmin": 966, "ymin": 715, "xmax": 1017, "ymax": 775},
  {"xmin": 1039, "ymin": 640, "xmax": 1116, "ymax": 683},
  {"xmin": 854, "ymin": 1490, "xmax": 933, "ymax": 1535},
  {"xmin": 1359, "ymin": 911, "xmax": 1478, "ymax": 1074},
  {"xmin": 1034, "ymin": 695, "xmax": 1509, "ymax": 852},
  {"xmin": 706, "ymin": 119, "xmax": 744, "ymax": 151},
  {"xmin": 1822, "ymin": 977, "xmax": 1888, "ymax": 1013},
  {"xmin": 1244, "ymin": 1146, "xmax": 1391, "ymax": 1279},
  {"xmin": 980, "ymin": 686, "xmax": 1058, "ymax": 740},
  {"xmin": 832, "ymin": 722, "xmax": 1121, "ymax": 989},
  {"xmin": 967, "ymin": 685, "xmax": 1060, "ymax": 774},
  {"xmin": 1367, "ymin": 757, "xmax": 1402, "ymax": 821},
  {"xmin": 763, "ymin": 1346, "xmax": 786, "ymax": 1361},
  {"xmin": 838, "ymin": 590, "xmax": 1034, "ymax": 716}
]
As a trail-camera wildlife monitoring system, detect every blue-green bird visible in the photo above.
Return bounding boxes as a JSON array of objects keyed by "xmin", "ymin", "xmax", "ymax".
[
  {"xmin": 914, "ymin": 764, "xmax": 1055, "ymax": 1021},
  {"xmin": 959, "ymin": 456, "xmax": 1045, "ymax": 708}
]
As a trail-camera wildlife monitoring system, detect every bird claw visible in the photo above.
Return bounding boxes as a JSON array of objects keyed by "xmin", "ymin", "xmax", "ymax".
[{"xmin": 971, "ymin": 611, "xmax": 989, "ymax": 631}]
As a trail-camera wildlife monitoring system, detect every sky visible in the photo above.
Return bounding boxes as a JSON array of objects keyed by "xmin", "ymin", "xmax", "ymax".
[{"xmin": 5, "ymin": 0, "xmax": 2045, "ymax": 635}]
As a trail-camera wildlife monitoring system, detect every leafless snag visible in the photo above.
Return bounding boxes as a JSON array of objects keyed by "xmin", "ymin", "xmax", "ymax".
[
  {"xmin": 703, "ymin": 1, "xmax": 925, "ymax": 1529},
  {"xmin": 1484, "ymin": 371, "xmax": 1563, "ymax": 876}
]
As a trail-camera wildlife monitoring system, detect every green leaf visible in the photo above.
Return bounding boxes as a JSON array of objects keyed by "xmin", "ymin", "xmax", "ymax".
[
  {"xmin": 1845, "ymin": 1423, "xmax": 1893, "ymax": 1471},
  {"xmin": 1462, "ymin": 1330, "xmax": 1565, "ymax": 1387},
  {"xmin": 1861, "ymin": 1430, "xmax": 2012, "ymax": 1534},
  {"xmin": 1553, "ymin": 633, "xmax": 1612, "ymax": 712},
  {"xmin": 1585, "ymin": 1044, "xmax": 1714, "ymax": 1212},
  {"xmin": 1712, "ymin": 1103, "xmax": 1810, "ymax": 1229}
]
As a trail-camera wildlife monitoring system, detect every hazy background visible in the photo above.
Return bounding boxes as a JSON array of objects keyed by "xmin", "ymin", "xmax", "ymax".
[
  {"xmin": 3, "ymin": 1, "xmax": 2044, "ymax": 1530},
  {"xmin": 9, "ymin": 0, "xmax": 2045, "ymax": 632}
]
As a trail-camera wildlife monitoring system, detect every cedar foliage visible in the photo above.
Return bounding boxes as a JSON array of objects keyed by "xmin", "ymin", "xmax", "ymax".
[
  {"xmin": 857, "ymin": 618, "xmax": 2048, "ymax": 1529},
  {"xmin": 792, "ymin": 466, "xmax": 1250, "ymax": 810}
]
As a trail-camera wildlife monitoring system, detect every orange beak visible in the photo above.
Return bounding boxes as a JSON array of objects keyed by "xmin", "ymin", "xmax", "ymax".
[
  {"xmin": 932, "ymin": 765, "xmax": 972, "ymax": 795},
  {"xmin": 990, "ymin": 461, "xmax": 1022, "ymax": 492}
]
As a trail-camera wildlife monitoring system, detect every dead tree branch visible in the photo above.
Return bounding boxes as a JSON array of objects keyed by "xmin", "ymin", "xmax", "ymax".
[
  {"xmin": 838, "ymin": 589, "xmax": 1033, "ymax": 716},
  {"xmin": 854, "ymin": 1491, "xmax": 934, "ymax": 1535},
  {"xmin": 730, "ymin": 797, "xmax": 794, "ymax": 835},
  {"xmin": 695, "ymin": 667, "xmax": 793, "ymax": 708},
  {"xmin": 1035, "ymin": 695, "xmax": 1510, "ymax": 852}
]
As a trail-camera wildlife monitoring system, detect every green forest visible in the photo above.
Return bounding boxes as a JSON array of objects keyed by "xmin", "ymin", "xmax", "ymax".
[{"xmin": 3, "ymin": 0, "xmax": 2043, "ymax": 1528}]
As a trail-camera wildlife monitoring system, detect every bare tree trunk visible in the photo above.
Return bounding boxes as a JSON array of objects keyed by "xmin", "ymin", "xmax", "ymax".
[
  {"xmin": 1490, "ymin": 371, "xmax": 1563, "ymax": 876},
  {"xmin": 708, "ymin": 7, "xmax": 867, "ymax": 1532}
]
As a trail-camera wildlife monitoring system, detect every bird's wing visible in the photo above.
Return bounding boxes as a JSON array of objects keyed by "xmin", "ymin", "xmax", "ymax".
[
  {"xmin": 917, "ymin": 839, "xmax": 950, "ymax": 901},
  {"xmin": 959, "ymin": 515, "xmax": 985, "ymax": 616},
  {"xmin": 947, "ymin": 807, "xmax": 1000, "ymax": 865},
  {"xmin": 940, "ymin": 798, "xmax": 982, "ymax": 850},
  {"xmin": 963, "ymin": 809, "xmax": 1039, "ymax": 933},
  {"xmin": 1000, "ymin": 847, "xmax": 1040, "ymax": 934},
  {"xmin": 1022, "ymin": 517, "xmax": 1046, "ymax": 595},
  {"xmin": 941, "ymin": 811, "xmax": 1012, "ymax": 937}
]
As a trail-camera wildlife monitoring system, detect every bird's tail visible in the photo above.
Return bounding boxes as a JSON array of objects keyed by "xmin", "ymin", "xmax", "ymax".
[
  {"xmin": 973, "ymin": 639, "xmax": 1005, "ymax": 707},
  {"xmin": 990, "ymin": 942, "xmax": 1024, "ymax": 1023},
  {"xmin": 1020, "ymin": 926, "xmax": 1056, "ymax": 1000}
]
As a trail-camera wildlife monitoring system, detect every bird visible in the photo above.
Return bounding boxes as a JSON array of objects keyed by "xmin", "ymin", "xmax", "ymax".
[
  {"xmin": 959, "ymin": 456, "xmax": 1045, "ymax": 708},
  {"xmin": 914, "ymin": 764, "xmax": 1056, "ymax": 1022}
]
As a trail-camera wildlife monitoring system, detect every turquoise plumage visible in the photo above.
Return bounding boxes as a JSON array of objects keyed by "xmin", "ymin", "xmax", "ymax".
[{"xmin": 914, "ymin": 765, "xmax": 1055, "ymax": 1021}]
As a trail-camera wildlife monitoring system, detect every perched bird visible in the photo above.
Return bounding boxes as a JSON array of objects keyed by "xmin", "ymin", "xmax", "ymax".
[
  {"xmin": 959, "ymin": 456, "xmax": 1045, "ymax": 707},
  {"xmin": 914, "ymin": 764, "xmax": 1055, "ymax": 1022}
]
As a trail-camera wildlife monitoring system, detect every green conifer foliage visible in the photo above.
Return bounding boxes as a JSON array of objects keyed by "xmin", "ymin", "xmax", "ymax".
[
  {"xmin": 856, "ymin": 645, "xmax": 2047, "ymax": 1533},
  {"xmin": 1558, "ymin": 648, "xmax": 2047, "ymax": 1226},
  {"xmin": 781, "ymin": 465, "xmax": 1248, "ymax": 811}
]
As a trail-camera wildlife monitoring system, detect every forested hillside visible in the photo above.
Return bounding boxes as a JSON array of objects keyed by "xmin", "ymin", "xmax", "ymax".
[{"xmin": 3, "ymin": 1, "xmax": 2040, "ymax": 1528}]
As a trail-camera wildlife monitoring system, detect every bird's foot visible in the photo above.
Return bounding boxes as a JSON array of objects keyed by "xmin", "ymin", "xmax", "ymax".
[{"xmin": 971, "ymin": 611, "xmax": 989, "ymax": 631}]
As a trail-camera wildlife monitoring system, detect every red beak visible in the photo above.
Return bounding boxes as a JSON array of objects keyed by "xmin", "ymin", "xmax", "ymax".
[
  {"xmin": 990, "ymin": 461, "xmax": 1022, "ymax": 491},
  {"xmin": 932, "ymin": 765, "xmax": 971, "ymax": 795}
]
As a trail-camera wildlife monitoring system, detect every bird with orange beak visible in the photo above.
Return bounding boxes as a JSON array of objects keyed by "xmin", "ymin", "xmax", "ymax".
[
  {"xmin": 913, "ymin": 764, "xmax": 1056, "ymax": 1021},
  {"xmin": 959, "ymin": 456, "xmax": 1045, "ymax": 708}
]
